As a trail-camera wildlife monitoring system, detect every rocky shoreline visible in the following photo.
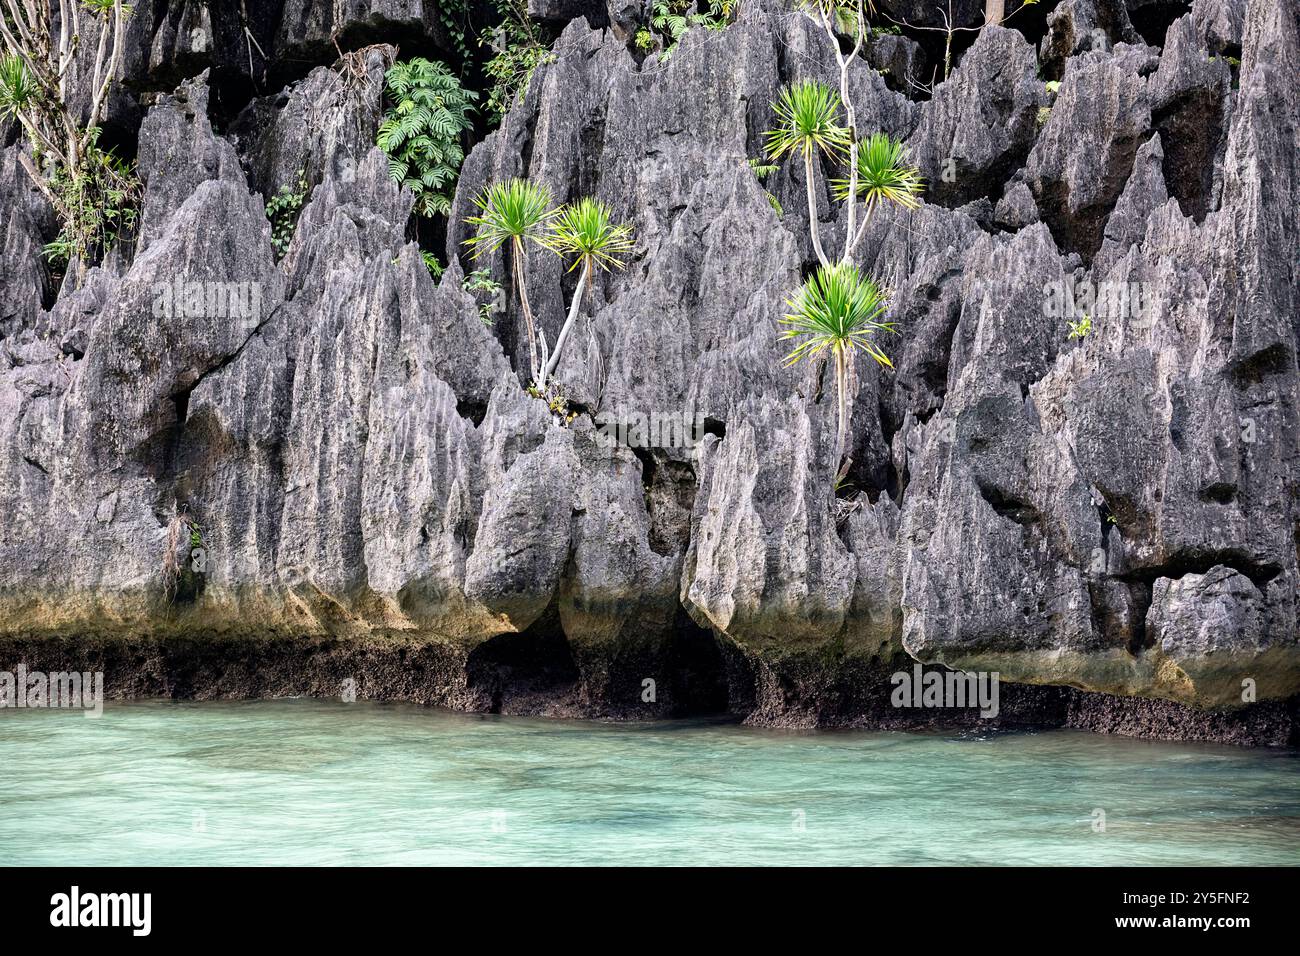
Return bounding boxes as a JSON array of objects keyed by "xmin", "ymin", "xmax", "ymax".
[{"xmin": 4, "ymin": 633, "xmax": 1295, "ymax": 746}]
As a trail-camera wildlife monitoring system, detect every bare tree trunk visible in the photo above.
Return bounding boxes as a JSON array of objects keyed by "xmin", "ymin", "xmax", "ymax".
[
  {"xmin": 512, "ymin": 237, "xmax": 540, "ymax": 384},
  {"xmin": 985, "ymin": 0, "xmax": 1005, "ymax": 25},
  {"xmin": 835, "ymin": 346, "xmax": 849, "ymax": 465},
  {"xmin": 805, "ymin": 150, "xmax": 830, "ymax": 269},
  {"xmin": 545, "ymin": 257, "xmax": 590, "ymax": 381}
]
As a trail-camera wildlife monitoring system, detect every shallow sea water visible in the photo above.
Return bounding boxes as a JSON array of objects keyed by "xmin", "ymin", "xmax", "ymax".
[{"xmin": 1, "ymin": 699, "xmax": 1297, "ymax": 865}]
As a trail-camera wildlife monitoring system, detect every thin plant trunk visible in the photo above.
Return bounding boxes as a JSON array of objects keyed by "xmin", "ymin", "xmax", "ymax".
[
  {"xmin": 943, "ymin": 0, "xmax": 955, "ymax": 79},
  {"xmin": 834, "ymin": 345, "xmax": 849, "ymax": 464},
  {"xmin": 985, "ymin": 0, "xmax": 1005, "ymax": 26},
  {"xmin": 804, "ymin": 149, "xmax": 830, "ymax": 268},
  {"xmin": 512, "ymin": 236, "xmax": 540, "ymax": 384},
  {"xmin": 0, "ymin": 0, "xmax": 129, "ymax": 260},
  {"xmin": 545, "ymin": 257, "xmax": 590, "ymax": 381},
  {"xmin": 824, "ymin": 0, "xmax": 865, "ymax": 264},
  {"xmin": 845, "ymin": 195, "xmax": 876, "ymax": 260}
]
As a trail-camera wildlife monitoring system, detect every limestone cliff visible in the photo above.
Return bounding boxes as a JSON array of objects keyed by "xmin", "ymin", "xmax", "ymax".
[{"xmin": 1, "ymin": 0, "xmax": 1296, "ymax": 744}]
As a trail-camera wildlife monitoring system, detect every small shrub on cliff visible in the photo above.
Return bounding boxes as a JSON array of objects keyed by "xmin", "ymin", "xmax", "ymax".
[
  {"xmin": 462, "ymin": 182, "xmax": 634, "ymax": 406},
  {"xmin": 481, "ymin": 0, "xmax": 556, "ymax": 123},
  {"xmin": 464, "ymin": 178, "xmax": 558, "ymax": 384},
  {"xmin": 648, "ymin": 1, "xmax": 738, "ymax": 63},
  {"xmin": 780, "ymin": 263, "xmax": 895, "ymax": 476},
  {"xmin": 423, "ymin": 252, "xmax": 444, "ymax": 280},
  {"xmin": 40, "ymin": 127, "xmax": 141, "ymax": 270},
  {"xmin": 265, "ymin": 169, "xmax": 309, "ymax": 259},
  {"xmin": 542, "ymin": 198, "xmax": 634, "ymax": 388},
  {"xmin": 162, "ymin": 507, "xmax": 207, "ymax": 605},
  {"xmin": 377, "ymin": 58, "xmax": 477, "ymax": 217},
  {"xmin": 463, "ymin": 269, "xmax": 503, "ymax": 325},
  {"xmin": 0, "ymin": 3, "xmax": 139, "ymax": 277},
  {"xmin": 765, "ymin": 78, "xmax": 852, "ymax": 267}
]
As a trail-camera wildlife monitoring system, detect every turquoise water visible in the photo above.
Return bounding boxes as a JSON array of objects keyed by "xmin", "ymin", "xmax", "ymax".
[{"xmin": 1, "ymin": 699, "xmax": 1297, "ymax": 865}]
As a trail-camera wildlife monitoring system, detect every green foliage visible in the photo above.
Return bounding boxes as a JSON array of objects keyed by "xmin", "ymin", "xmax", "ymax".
[
  {"xmin": 527, "ymin": 381, "xmax": 578, "ymax": 424},
  {"xmin": 482, "ymin": 0, "xmax": 556, "ymax": 123},
  {"xmin": 265, "ymin": 169, "xmax": 308, "ymax": 260},
  {"xmin": 423, "ymin": 251, "xmax": 444, "ymax": 280},
  {"xmin": 802, "ymin": 0, "xmax": 868, "ymax": 36},
  {"xmin": 832, "ymin": 132, "xmax": 924, "ymax": 209},
  {"xmin": 764, "ymin": 79, "xmax": 851, "ymax": 161},
  {"xmin": 1068, "ymin": 314, "xmax": 1092, "ymax": 339},
  {"xmin": 647, "ymin": 0, "xmax": 735, "ymax": 62},
  {"xmin": 747, "ymin": 158, "xmax": 783, "ymax": 217},
  {"xmin": 635, "ymin": 28, "xmax": 655, "ymax": 52},
  {"xmin": 436, "ymin": 0, "xmax": 474, "ymax": 59},
  {"xmin": 0, "ymin": 55, "xmax": 37, "ymax": 117},
  {"xmin": 549, "ymin": 198, "xmax": 634, "ymax": 273},
  {"xmin": 463, "ymin": 178, "xmax": 557, "ymax": 258},
  {"xmin": 2, "ymin": 0, "xmax": 138, "ymax": 274},
  {"xmin": 377, "ymin": 58, "xmax": 477, "ymax": 218},
  {"xmin": 780, "ymin": 262, "xmax": 895, "ymax": 370},
  {"xmin": 463, "ymin": 268, "xmax": 502, "ymax": 325},
  {"xmin": 41, "ymin": 129, "xmax": 140, "ymax": 269}
]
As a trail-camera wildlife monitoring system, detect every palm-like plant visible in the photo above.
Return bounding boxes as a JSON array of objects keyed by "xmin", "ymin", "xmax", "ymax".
[
  {"xmin": 543, "ymin": 197, "xmax": 634, "ymax": 386},
  {"xmin": 835, "ymin": 132, "xmax": 924, "ymax": 256},
  {"xmin": 780, "ymin": 263, "xmax": 894, "ymax": 468},
  {"xmin": 464, "ymin": 179, "xmax": 557, "ymax": 383},
  {"xmin": 0, "ymin": 55, "xmax": 36, "ymax": 119},
  {"xmin": 764, "ymin": 79, "xmax": 851, "ymax": 268}
]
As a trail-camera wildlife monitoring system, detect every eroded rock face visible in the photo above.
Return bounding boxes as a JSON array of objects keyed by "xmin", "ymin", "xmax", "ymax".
[{"xmin": 1, "ymin": 0, "xmax": 1297, "ymax": 741}]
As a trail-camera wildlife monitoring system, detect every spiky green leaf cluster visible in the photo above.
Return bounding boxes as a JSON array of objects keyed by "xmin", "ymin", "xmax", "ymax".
[
  {"xmin": 832, "ymin": 132, "xmax": 924, "ymax": 209},
  {"xmin": 0, "ymin": 55, "xmax": 37, "ymax": 119},
  {"xmin": 376, "ymin": 58, "xmax": 477, "ymax": 218},
  {"xmin": 463, "ymin": 178, "xmax": 557, "ymax": 258},
  {"xmin": 780, "ymin": 262, "xmax": 895, "ymax": 369},
  {"xmin": 549, "ymin": 198, "xmax": 634, "ymax": 273},
  {"xmin": 765, "ymin": 79, "xmax": 851, "ymax": 161}
]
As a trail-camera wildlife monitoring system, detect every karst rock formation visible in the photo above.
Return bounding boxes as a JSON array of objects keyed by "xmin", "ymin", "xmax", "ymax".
[{"xmin": 1, "ymin": 0, "xmax": 1296, "ymax": 744}]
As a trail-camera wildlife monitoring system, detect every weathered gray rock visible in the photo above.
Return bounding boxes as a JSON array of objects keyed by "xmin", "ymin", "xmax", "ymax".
[
  {"xmin": 135, "ymin": 73, "xmax": 249, "ymax": 250},
  {"xmin": 1040, "ymin": 0, "xmax": 1140, "ymax": 77},
  {"xmin": 1026, "ymin": 43, "xmax": 1158, "ymax": 260},
  {"xmin": 1092, "ymin": 131, "xmax": 1165, "ymax": 274},
  {"xmin": 0, "ymin": 0, "xmax": 1296, "ymax": 738},
  {"xmin": 1146, "ymin": 566, "xmax": 1298, "ymax": 706},
  {"xmin": 994, "ymin": 179, "xmax": 1039, "ymax": 230},
  {"xmin": 230, "ymin": 45, "xmax": 394, "ymax": 196},
  {"xmin": 0, "ymin": 147, "xmax": 51, "ymax": 338},
  {"xmin": 906, "ymin": 25, "xmax": 1045, "ymax": 208},
  {"xmin": 866, "ymin": 32, "xmax": 929, "ymax": 93}
]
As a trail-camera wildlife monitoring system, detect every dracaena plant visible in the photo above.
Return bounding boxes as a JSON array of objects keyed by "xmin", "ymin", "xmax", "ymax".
[
  {"xmin": 764, "ymin": 78, "xmax": 851, "ymax": 268},
  {"xmin": 464, "ymin": 178, "xmax": 558, "ymax": 385},
  {"xmin": 833, "ymin": 132, "xmax": 924, "ymax": 258},
  {"xmin": 765, "ymin": 0, "xmax": 928, "ymax": 484},
  {"xmin": 780, "ymin": 263, "xmax": 894, "ymax": 472},
  {"xmin": 543, "ymin": 197, "xmax": 634, "ymax": 389}
]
